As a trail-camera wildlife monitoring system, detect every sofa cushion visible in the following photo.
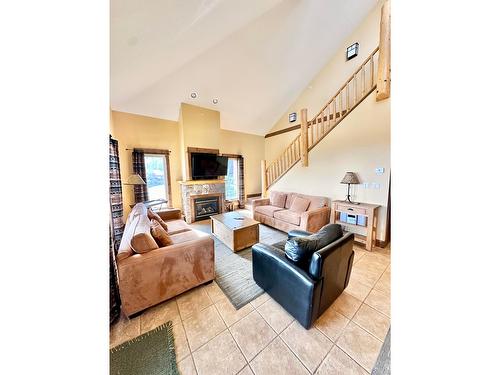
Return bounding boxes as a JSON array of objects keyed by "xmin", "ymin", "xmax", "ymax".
[
  {"xmin": 166, "ymin": 219, "xmax": 191, "ymax": 235},
  {"xmin": 147, "ymin": 208, "xmax": 168, "ymax": 232},
  {"xmin": 117, "ymin": 213, "xmax": 140, "ymax": 261},
  {"xmin": 130, "ymin": 214, "xmax": 159, "ymax": 254},
  {"xmin": 169, "ymin": 229, "xmax": 210, "ymax": 245},
  {"xmin": 290, "ymin": 197, "xmax": 311, "ymax": 213},
  {"xmin": 269, "ymin": 191, "xmax": 287, "ymax": 208},
  {"xmin": 308, "ymin": 224, "xmax": 344, "ymax": 248},
  {"xmin": 274, "ymin": 209, "xmax": 301, "ymax": 226},
  {"xmin": 285, "ymin": 193, "xmax": 328, "ymax": 210},
  {"xmin": 150, "ymin": 219, "xmax": 173, "ymax": 247},
  {"xmin": 255, "ymin": 205, "xmax": 285, "ymax": 217},
  {"xmin": 284, "ymin": 236, "xmax": 320, "ymax": 265}
]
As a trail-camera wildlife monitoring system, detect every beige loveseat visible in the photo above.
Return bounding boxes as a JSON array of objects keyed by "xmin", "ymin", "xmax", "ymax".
[
  {"xmin": 116, "ymin": 203, "xmax": 215, "ymax": 316},
  {"xmin": 252, "ymin": 191, "xmax": 331, "ymax": 233}
]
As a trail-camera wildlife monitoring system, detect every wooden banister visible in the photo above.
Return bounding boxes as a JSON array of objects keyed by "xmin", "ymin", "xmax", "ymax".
[{"xmin": 264, "ymin": 47, "xmax": 379, "ymax": 189}]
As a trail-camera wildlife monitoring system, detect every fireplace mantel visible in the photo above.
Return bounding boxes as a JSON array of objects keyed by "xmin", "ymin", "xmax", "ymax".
[{"xmin": 178, "ymin": 179, "xmax": 224, "ymax": 186}]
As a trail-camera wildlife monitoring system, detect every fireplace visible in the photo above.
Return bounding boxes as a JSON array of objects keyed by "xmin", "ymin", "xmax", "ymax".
[{"xmin": 191, "ymin": 193, "xmax": 223, "ymax": 222}]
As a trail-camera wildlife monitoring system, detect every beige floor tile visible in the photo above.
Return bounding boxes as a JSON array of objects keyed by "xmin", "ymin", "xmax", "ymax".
[
  {"xmin": 352, "ymin": 304, "xmax": 390, "ymax": 341},
  {"xmin": 109, "ymin": 315, "xmax": 141, "ymax": 348},
  {"xmin": 250, "ymin": 292, "xmax": 271, "ymax": 308},
  {"xmin": 238, "ymin": 365, "xmax": 254, "ymax": 375},
  {"xmin": 140, "ymin": 298, "xmax": 181, "ymax": 333},
  {"xmin": 257, "ymin": 298, "xmax": 294, "ymax": 333},
  {"xmin": 361, "ymin": 252, "xmax": 390, "ymax": 268},
  {"xmin": 336, "ymin": 322, "xmax": 382, "ymax": 373},
  {"xmin": 173, "ymin": 321, "xmax": 190, "ymax": 361},
  {"xmin": 178, "ymin": 355, "xmax": 197, "ymax": 375},
  {"xmin": 355, "ymin": 257, "xmax": 387, "ymax": 276},
  {"xmin": 373, "ymin": 269, "xmax": 390, "ymax": 295},
  {"xmin": 331, "ymin": 292, "xmax": 362, "ymax": 319},
  {"xmin": 353, "ymin": 248, "xmax": 368, "ymax": 264},
  {"xmin": 365, "ymin": 289, "xmax": 390, "ymax": 317},
  {"xmin": 183, "ymin": 305, "xmax": 226, "ymax": 351},
  {"xmin": 250, "ymin": 337, "xmax": 309, "ymax": 375},
  {"xmin": 192, "ymin": 330, "xmax": 247, "ymax": 375},
  {"xmin": 205, "ymin": 281, "xmax": 227, "ymax": 304},
  {"xmin": 229, "ymin": 311, "xmax": 277, "ymax": 361},
  {"xmin": 315, "ymin": 345, "xmax": 368, "ymax": 375},
  {"xmin": 177, "ymin": 286, "xmax": 213, "ymax": 320},
  {"xmin": 349, "ymin": 265, "xmax": 383, "ymax": 288},
  {"xmin": 280, "ymin": 321, "xmax": 333, "ymax": 373},
  {"xmin": 314, "ymin": 307, "xmax": 350, "ymax": 342},
  {"xmin": 215, "ymin": 297, "xmax": 254, "ymax": 327},
  {"xmin": 344, "ymin": 278, "xmax": 372, "ymax": 301}
]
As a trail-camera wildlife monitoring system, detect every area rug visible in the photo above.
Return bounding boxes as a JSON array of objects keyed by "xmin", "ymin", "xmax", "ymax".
[
  {"xmin": 191, "ymin": 211, "xmax": 287, "ymax": 309},
  {"xmin": 110, "ymin": 321, "xmax": 179, "ymax": 375}
]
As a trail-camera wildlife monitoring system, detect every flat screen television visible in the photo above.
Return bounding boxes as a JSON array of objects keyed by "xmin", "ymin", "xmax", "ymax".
[{"xmin": 191, "ymin": 153, "xmax": 228, "ymax": 180}]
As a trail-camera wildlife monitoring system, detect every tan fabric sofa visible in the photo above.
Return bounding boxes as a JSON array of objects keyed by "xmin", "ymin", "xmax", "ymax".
[
  {"xmin": 252, "ymin": 191, "xmax": 331, "ymax": 233},
  {"xmin": 116, "ymin": 203, "xmax": 215, "ymax": 316}
]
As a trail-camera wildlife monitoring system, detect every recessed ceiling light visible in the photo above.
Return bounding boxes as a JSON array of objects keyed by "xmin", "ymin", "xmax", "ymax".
[
  {"xmin": 190, "ymin": 92, "xmax": 197, "ymax": 99},
  {"xmin": 212, "ymin": 98, "xmax": 219, "ymax": 104}
]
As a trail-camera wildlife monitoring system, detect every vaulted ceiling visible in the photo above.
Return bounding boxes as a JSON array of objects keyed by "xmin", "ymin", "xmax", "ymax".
[{"xmin": 111, "ymin": 0, "xmax": 377, "ymax": 135}]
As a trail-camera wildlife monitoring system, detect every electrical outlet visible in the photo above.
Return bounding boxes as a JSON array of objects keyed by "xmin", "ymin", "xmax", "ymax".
[{"xmin": 375, "ymin": 167, "xmax": 385, "ymax": 175}]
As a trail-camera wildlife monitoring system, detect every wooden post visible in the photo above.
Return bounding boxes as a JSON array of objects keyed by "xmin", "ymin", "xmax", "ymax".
[
  {"xmin": 260, "ymin": 160, "xmax": 267, "ymax": 197},
  {"xmin": 376, "ymin": 0, "xmax": 391, "ymax": 101},
  {"xmin": 300, "ymin": 108, "xmax": 308, "ymax": 167}
]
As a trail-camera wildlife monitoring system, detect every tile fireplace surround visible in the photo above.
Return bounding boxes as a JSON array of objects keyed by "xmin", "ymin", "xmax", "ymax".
[{"xmin": 179, "ymin": 180, "xmax": 226, "ymax": 223}]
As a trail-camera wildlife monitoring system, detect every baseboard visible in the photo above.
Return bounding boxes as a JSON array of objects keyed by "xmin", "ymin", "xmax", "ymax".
[{"xmin": 246, "ymin": 193, "xmax": 262, "ymax": 198}]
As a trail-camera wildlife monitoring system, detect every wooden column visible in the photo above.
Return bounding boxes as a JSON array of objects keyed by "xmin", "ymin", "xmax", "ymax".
[
  {"xmin": 260, "ymin": 160, "xmax": 267, "ymax": 197},
  {"xmin": 376, "ymin": 0, "xmax": 391, "ymax": 101},
  {"xmin": 300, "ymin": 108, "xmax": 309, "ymax": 167}
]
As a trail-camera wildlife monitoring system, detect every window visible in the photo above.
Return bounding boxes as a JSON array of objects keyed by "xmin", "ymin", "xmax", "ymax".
[
  {"xmin": 225, "ymin": 158, "xmax": 239, "ymax": 201},
  {"xmin": 144, "ymin": 154, "xmax": 170, "ymax": 201}
]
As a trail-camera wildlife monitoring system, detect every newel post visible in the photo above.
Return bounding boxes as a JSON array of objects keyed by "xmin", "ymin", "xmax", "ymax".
[
  {"xmin": 376, "ymin": 0, "xmax": 391, "ymax": 101},
  {"xmin": 300, "ymin": 108, "xmax": 309, "ymax": 167},
  {"xmin": 260, "ymin": 160, "xmax": 267, "ymax": 198}
]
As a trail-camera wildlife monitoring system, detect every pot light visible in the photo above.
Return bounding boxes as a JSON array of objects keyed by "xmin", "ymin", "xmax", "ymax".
[
  {"xmin": 190, "ymin": 92, "xmax": 198, "ymax": 99},
  {"xmin": 212, "ymin": 98, "xmax": 219, "ymax": 104}
]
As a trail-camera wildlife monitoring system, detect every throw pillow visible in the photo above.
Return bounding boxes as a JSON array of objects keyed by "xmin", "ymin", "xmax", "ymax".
[
  {"xmin": 147, "ymin": 208, "xmax": 169, "ymax": 232},
  {"xmin": 284, "ymin": 236, "xmax": 320, "ymax": 265},
  {"xmin": 150, "ymin": 219, "xmax": 173, "ymax": 247},
  {"xmin": 269, "ymin": 191, "xmax": 287, "ymax": 208},
  {"xmin": 290, "ymin": 196, "xmax": 311, "ymax": 213}
]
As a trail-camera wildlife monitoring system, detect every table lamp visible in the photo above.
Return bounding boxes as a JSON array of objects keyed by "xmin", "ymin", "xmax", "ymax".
[{"xmin": 341, "ymin": 172, "xmax": 360, "ymax": 203}]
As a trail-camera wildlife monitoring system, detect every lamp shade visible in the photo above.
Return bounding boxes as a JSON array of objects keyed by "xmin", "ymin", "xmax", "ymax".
[
  {"xmin": 124, "ymin": 174, "xmax": 146, "ymax": 185},
  {"xmin": 340, "ymin": 172, "xmax": 360, "ymax": 184}
]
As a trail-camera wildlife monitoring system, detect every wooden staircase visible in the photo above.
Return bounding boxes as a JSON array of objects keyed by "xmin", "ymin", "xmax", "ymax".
[{"xmin": 263, "ymin": 47, "xmax": 380, "ymax": 191}]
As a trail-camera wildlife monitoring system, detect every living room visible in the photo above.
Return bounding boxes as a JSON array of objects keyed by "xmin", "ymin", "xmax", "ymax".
[
  {"xmin": 4, "ymin": 1, "xmax": 499, "ymax": 375},
  {"xmin": 108, "ymin": 1, "xmax": 391, "ymax": 373}
]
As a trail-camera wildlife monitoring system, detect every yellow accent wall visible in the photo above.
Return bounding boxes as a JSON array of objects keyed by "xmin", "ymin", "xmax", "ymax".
[
  {"xmin": 110, "ymin": 111, "xmax": 182, "ymax": 219},
  {"xmin": 111, "ymin": 105, "xmax": 265, "ymax": 219}
]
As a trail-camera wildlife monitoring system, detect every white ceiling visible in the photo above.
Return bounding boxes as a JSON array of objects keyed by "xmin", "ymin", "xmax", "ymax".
[{"xmin": 111, "ymin": 0, "xmax": 377, "ymax": 135}]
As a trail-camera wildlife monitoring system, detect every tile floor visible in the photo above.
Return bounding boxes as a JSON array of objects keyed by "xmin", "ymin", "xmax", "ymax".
[{"xmin": 110, "ymin": 223, "xmax": 391, "ymax": 375}]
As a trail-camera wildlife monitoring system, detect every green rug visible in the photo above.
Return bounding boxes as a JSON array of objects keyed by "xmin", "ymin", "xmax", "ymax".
[{"xmin": 110, "ymin": 321, "xmax": 179, "ymax": 375}]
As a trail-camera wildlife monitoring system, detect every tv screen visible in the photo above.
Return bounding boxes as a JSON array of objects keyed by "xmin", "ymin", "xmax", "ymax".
[{"xmin": 191, "ymin": 153, "xmax": 228, "ymax": 180}]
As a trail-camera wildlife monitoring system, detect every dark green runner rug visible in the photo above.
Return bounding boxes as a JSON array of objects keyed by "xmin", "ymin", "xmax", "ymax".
[{"xmin": 110, "ymin": 321, "xmax": 179, "ymax": 375}]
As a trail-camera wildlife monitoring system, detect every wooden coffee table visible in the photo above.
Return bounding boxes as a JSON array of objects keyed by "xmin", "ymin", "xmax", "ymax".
[{"xmin": 210, "ymin": 211, "xmax": 260, "ymax": 252}]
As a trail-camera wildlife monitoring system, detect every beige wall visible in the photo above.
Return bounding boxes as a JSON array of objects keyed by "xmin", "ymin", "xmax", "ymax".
[
  {"xmin": 111, "ymin": 105, "xmax": 266, "ymax": 219},
  {"xmin": 110, "ymin": 111, "xmax": 182, "ymax": 218},
  {"xmin": 265, "ymin": 0, "xmax": 383, "ymax": 162},
  {"xmin": 265, "ymin": 1, "xmax": 390, "ymax": 242},
  {"xmin": 179, "ymin": 103, "xmax": 265, "ymax": 195}
]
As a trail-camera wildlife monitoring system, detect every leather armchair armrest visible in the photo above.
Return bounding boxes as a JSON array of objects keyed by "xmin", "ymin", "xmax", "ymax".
[
  {"xmin": 252, "ymin": 243, "xmax": 321, "ymax": 328},
  {"xmin": 157, "ymin": 208, "xmax": 182, "ymax": 221},
  {"xmin": 300, "ymin": 206, "xmax": 331, "ymax": 233},
  {"xmin": 288, "ymin": 229, "xmax": 312, "ymax": 240}
]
